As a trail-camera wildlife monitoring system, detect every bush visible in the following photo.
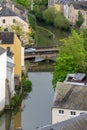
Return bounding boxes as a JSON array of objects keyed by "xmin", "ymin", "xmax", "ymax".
[
  {"xmin": 10, "ymin": 94, "xmax": 20, "ymax": 109},
  {"xmin": 22, "ymin": 78, "xmax": 32, "ymax": 92}
]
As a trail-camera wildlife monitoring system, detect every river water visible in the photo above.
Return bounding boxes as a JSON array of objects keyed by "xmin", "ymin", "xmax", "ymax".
[{"xmin": 0, "ymin": 72, "xmax": 54, "ymax": 130}]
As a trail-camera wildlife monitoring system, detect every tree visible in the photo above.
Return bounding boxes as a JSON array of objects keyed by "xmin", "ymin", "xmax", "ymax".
[
  {"xmin": 54, "ymin": 12, "xmax": 70, "ymax": 31},
  {"xmin": 52, "ymin": 30, "xmax": 86, "ymax": 90},
  {"xmin": 76, "ymin": 11, "xmax": 84, "ymax": 28},
  {"xmin": 8, "ymin": 21, "xmax": 34, "ymax": 45},
  {"xmin": 16, "ymin": 0, "xmax": 30, "ymax": 9},
  {"xmin": 32, "ymin": 0, "xmax": 48, "ymax": 19},
  {"xmin": 43, "ymin": 7, "xmax": 57, "ymax": 24},
  {"xmin": 43, "ymin": 7, "xmax": 70, "ymax": 31}
]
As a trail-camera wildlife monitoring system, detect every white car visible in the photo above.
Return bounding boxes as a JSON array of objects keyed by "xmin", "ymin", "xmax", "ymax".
[{"xmin": 25, "ymin": 48, "xmax": 36, "ymax": 52}]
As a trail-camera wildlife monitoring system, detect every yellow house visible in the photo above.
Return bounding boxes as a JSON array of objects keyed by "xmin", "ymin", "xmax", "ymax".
[
  {"xmin": 0, "ymin": 32, "xmax": 22, "ymax": 80},
  {"xmin": 54, "ymin": 4, "xmax": 61, "ymax": 12}
]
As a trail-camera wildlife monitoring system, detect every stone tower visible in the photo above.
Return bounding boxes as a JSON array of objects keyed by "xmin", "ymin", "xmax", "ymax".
[{"xmin": 48, "ymin": 0, "xmax": 56, "ymax": 7}]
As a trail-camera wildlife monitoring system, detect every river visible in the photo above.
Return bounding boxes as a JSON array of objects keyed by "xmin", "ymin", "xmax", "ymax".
[{"xmin": 0, "ymin": 72, "xmax": 54, "ymax": 130}]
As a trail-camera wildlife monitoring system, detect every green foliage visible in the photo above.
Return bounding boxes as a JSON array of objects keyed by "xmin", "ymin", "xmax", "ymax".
[
  {"xmin": 10, "ymin": 94, "xmax": 20, "ymax": 109},
  {"xmin": 52, "ymin": 30, "xmax": 86, "ymax": 90},
  {"xmin": 43, "ymin": 7, "xmax": 56, "ymax": 24},
  {"xmin": 43, "ymin": 7, "xmax": 70, "ymax": 31},
  {"xmin": 22, "ymin": 77, "xmax": 32, "ymax": 92},
  {"xmin": 54, "ymin": 12, "xmax": 70, "ymax": 31},
  {"xmin": 28, "ymin": 13, "xmax": 36, "ymax": 29},
  {"xmin": 8, "ymin": 21, "xmax": 31, "ymax": 44},
  {"xmin": 16, "ymin": 0, "xmax": 30, "ymax": 9},
  {"xmin": 32, "ymin": 0, "xmax": 48, "ymax": 19},
  {"xmin": 83, "ymin": 29, "xmax": 87, "ymax": 51},
  {"xmin": 76, "ymin": 11, "xmax": 84, "ymax": 28}
]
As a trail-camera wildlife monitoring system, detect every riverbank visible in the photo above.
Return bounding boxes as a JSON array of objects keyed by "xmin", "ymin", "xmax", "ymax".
[{"xmin": 25, "ymin": 60, "xmax": 54, "ymax": 72}]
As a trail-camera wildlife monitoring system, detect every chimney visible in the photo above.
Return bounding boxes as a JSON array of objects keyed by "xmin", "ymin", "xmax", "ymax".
[{"xmin": 12, "ymin": 4, "xmax": 14, "ymax": 12}]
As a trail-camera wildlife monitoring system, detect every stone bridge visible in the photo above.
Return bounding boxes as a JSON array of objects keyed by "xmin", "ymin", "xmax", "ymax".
[{"xmin": 24, "ymin": 48, "xmax": 59, "ymax": 61}]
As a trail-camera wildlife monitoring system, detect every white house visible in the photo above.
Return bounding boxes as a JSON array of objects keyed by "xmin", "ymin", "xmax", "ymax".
[
  {"xmin": 64, "ymin": 3, "xmax": 69, "ymax": 19},
  {"xmin": 0, "ymin": 3, "xmax": 28, "ymax": 32},
  {"xmin": 0, "ymin": 47, "xmax": 15, "ymax": 111},
  {"xmin": 52, "ymin": 81, "xmax": 87, "ymax": 124},
  {"xmin": 0, "ymin": 47, "xmax": 6, "ymax": 111},
  {"xmin": 7, "ymin": 48, "xmax": 15, "ymax": 97}
]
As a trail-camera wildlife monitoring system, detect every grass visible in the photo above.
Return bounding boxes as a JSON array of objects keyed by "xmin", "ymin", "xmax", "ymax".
[{"xmin": 35, "ymin": 20, "xmax": 69, "ymax": 47}]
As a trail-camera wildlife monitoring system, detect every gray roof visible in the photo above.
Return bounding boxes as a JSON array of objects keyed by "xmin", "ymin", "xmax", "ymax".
[
  {"xmin": 0, "ymin": 6, "xmax": 17, "ymax": 16},
  {"xmin": 0, "ymin": 4, "xmax": 27, "ymax": 22},
  {"xmin": 0, "ymin": 32, "xmax": 14, "ymax": 44},
  {"xmin": 0, "ymin": 47, "xmax": 6, "ymax": 55},
  {"xmin": 56, "ymin": 0, "xmax": 75, "ymax": 5},
  {"xmin": 36, "ymin": 114, "xmax": 87, "ymax": 130},
  {"xmin": 53, "ymin": 82, "xmax": 87, "ymax": 110},
  {"xmin": 71, "ymin": 1, "xmax": 87, "ymax": 10}
]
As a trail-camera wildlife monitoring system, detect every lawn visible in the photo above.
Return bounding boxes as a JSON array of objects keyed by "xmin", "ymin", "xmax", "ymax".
[{"xmin": 35, "ymin": 20, "xmax": 69, "ymax": 47}]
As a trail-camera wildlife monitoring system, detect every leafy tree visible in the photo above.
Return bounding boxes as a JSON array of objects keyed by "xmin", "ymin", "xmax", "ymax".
[
  {"xmin": 76, "ymin": 11, "xmax": 84, "ymax": 28},
  {"xmin": 8, "ymin": 21, "xmax": 29, "ymax": 44},
  {"xmin": 54, "ymin": 12, "xmax": 70, "ymax": 31},
  {"xmin": 8, "ymin": 21, "xmax": 34, "ymax": 44},
  {"xmin": 16, "ymin": 0, "xmax": 30, "ymax": 9},
  {"xmin": 43, "ymin": 7, "xmax": 70, "ymax": 31},
  {"xmin": 43, "ymin": 7, "xmax": 57, "ymax": 24},
  {"xmin": 32, "ymin": 0, "xmax": 48, "ymax": 19},
  {"xmin": 52, "ymin": 30, "xmax": 86, "ymax": 90}
]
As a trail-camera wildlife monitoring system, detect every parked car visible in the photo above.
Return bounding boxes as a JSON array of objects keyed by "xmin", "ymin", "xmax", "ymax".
[{"xmin": 24, "ymin": 48, "xmax": 36, "ymax": 52}]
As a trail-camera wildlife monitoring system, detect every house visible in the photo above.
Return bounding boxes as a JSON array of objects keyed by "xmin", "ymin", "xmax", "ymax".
[
  {"xmin": 0, "ymin": 46, "xmax": 15, "ymax": 111},
  {"xmin": 35, "ymin": 114, "xmax": 87, "ymax": 130},
  {"xmin": 0, "ymin": 47, "xmax": 6, "ymax": 111},
  {"xmin": 0, "ymin": 31, "xmax": 25, "ymax": 82},
  {"xmin": 0, "ymin": 2, "xmax": 29, "ymax": 32},
  {"xmin": 5, "ymin": 1, "xmax": 28, "ymax": 21},
  {"xmin": 6, "ymin": 47, "xmax": 15, "ymax": 107},
  {"xmin": 48, "ymin": 0, "xmax": 64, "ymax": 12},
  {"xmin": 65, "ymin": 1, "xmax": 87, "ymax": 27},
  {"xmin": 52, "ymin": 81, "xmax": 87, "ymax": 124},
  {"xmin": 48, "ymin": 0, "xmax": 56, "ymax": 7},
  {"xmin": 6, "ymin": 47, "xmax": 15, "ymax": 96}
]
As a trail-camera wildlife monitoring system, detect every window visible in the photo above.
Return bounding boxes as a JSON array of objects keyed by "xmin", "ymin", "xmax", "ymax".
[
  {"xmin": 59, "ymin": 110, "xmax": 64, "ymax": 114},
  {"xmin": 13, "ymin": 19, "xmax": 15, "ymax": 23},
  {"xmin": 70, "ymin": 111, "xmax": 76, "ymax": 115},
  {"xmin": 3, "ymin": 19, "xmax": 5, "ymax": 23}
]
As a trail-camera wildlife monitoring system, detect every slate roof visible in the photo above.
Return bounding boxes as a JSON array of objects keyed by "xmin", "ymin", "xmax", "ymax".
[
  {"xmin": 53, "ymin": 82, "xmax": 87, "ymax": 110},
  {"xmin": 0, "ymin": 32, "xmax": 14, "ymax": 44},
  {"xmin": 71, "ymin": 1, "xmax": 87, "ymax": 10},
  {"xmin": 0, "ymin": 4, "xmax": 27, "ymax": 22},
  {"xmin": 0, "ymin": 6, "xmax": 17, "ymax": 16},
  {"xmin": 36, "ymin": 114, "xmax": 87, "ymax": 130},
  {"xmin": 0, "ymin": 47, "xmax": 6, "ymax": 55},
  {"xmin": 56, "ymin": 0, "xmax": 74, "ymax": 5}
]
